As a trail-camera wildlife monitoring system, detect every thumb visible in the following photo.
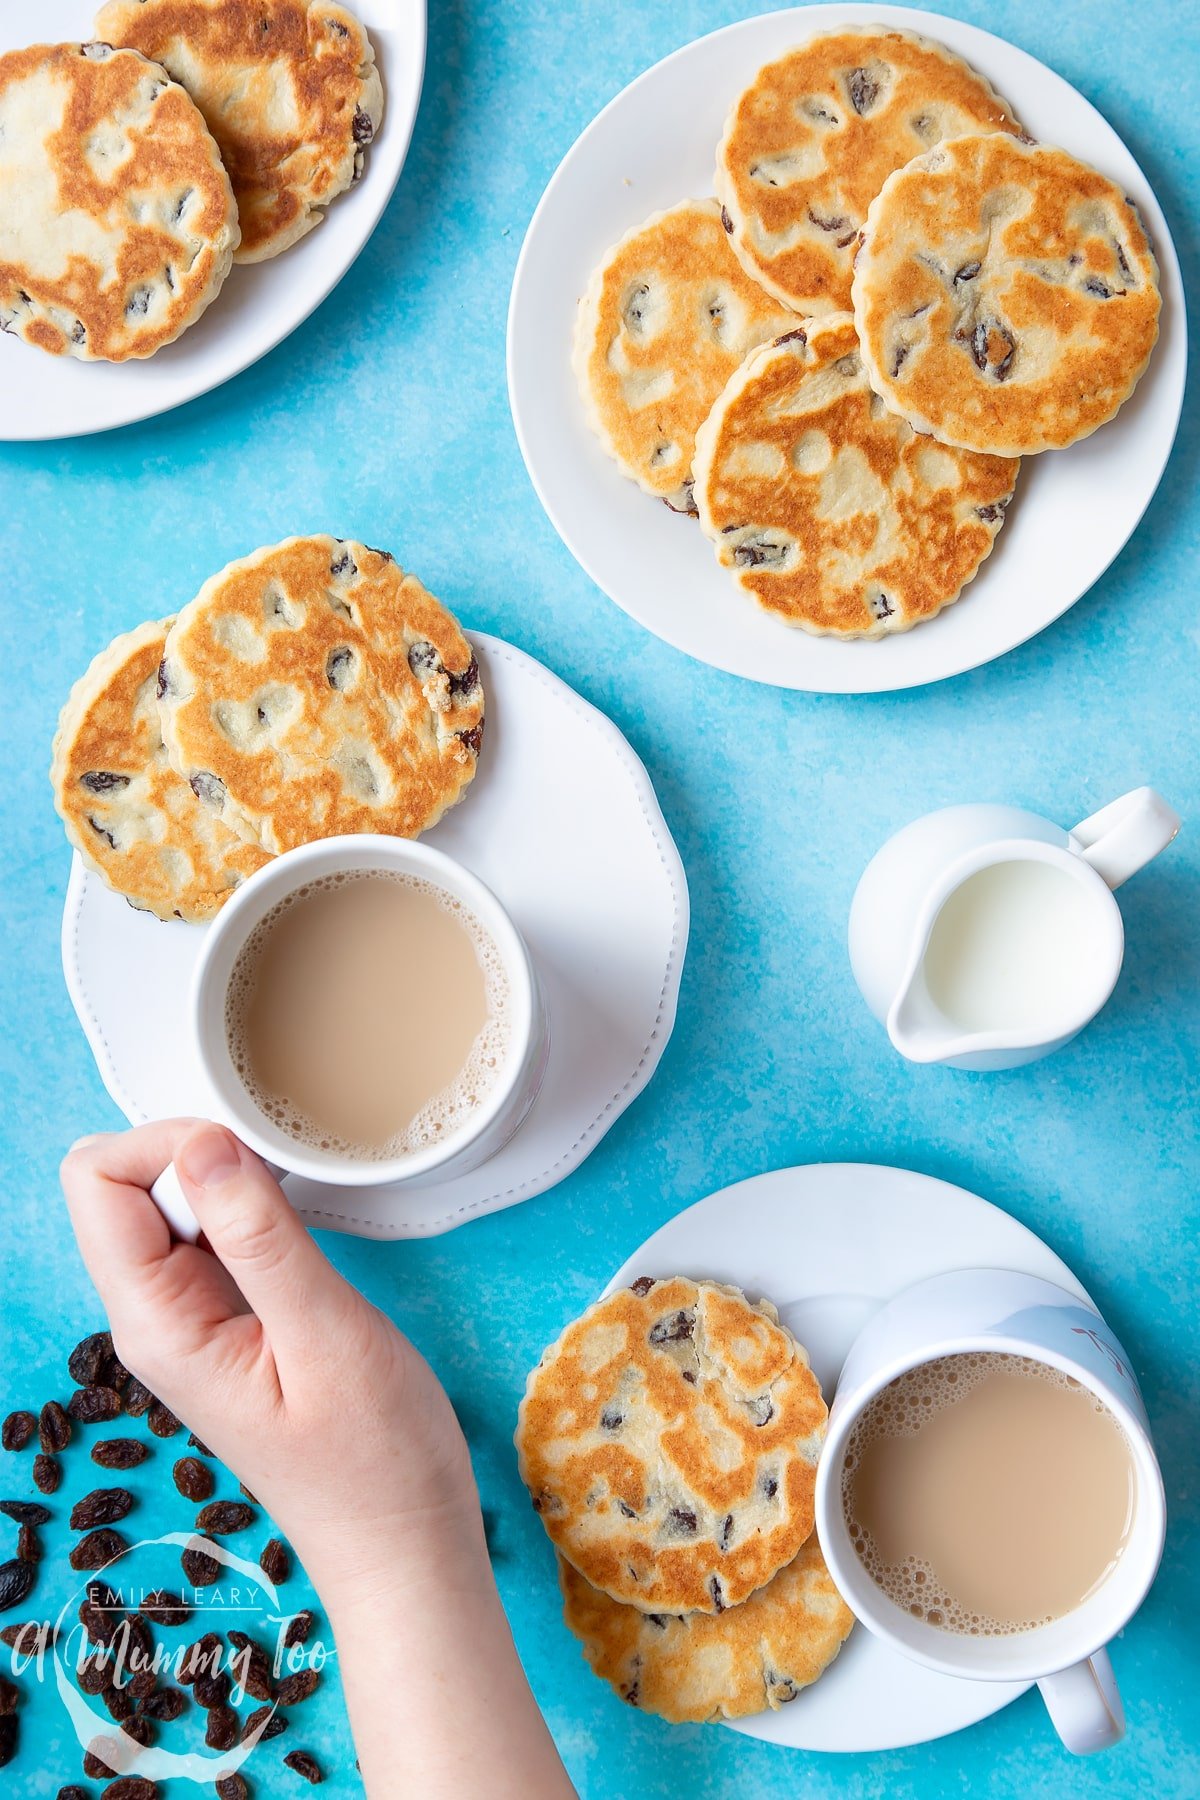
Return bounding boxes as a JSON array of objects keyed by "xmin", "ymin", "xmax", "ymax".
[{"xmin": 175, "ymin": 1123, "xmax": 350, "ymax": 1355}]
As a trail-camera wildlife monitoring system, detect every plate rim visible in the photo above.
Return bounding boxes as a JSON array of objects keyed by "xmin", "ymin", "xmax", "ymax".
[
  {"xmin": 61, "ymin": 630, "xmax": 691, "ymax": 1238},
  {"xmin": 506, "ymin": 1, "xmax": 1187, "ymax": 695},
  {"xmin": 0, "ymin": 0, "xmax": 429, "ymax": 442},
  {"xmin": 601, "ymin": 1160, "xmax": 1098, "ymax": 1751}
]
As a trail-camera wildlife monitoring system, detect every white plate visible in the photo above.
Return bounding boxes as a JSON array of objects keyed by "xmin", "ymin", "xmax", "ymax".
[
  {"xmin": 603, "ymin": 1163, "xmax": 1098, "ymax": 1751},
  {"xmin": 0, "ymin": 1, "xmax": 425, "ymax": 441},
  {"xmin": 61, "ymin": 634, "xmax": 689, "ymax": 1238},
  {"xmin": 508, "ymin": 4, "xmax": 1186, "ymax": 693}
]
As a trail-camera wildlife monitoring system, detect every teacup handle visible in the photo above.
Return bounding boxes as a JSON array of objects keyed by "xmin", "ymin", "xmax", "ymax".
[
  {"xmin": 1038, "ymin": 1648, "xmax": 1125, "ymax": 1754},
  {"xmin": 1072, "ymin": 787, "xmax": 1180, "ymax": 890},
  {"xmin": 150, "ymin": 1157, "xmax": 289, "ymax": 1245}
]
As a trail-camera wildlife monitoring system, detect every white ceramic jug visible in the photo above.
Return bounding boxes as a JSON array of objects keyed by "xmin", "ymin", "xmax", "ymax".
[{"xmin": 849, "ymin": 789, "xmax": 1179, "ymax": 1071}]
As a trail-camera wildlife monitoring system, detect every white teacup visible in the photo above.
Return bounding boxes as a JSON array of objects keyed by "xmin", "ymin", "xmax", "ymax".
[
  {"xmin": 814, "ymin": 1269, "xmax": 1165, "ymax": 1755},
  {"xmin": 151, "ymin": 835, "xmax": 549, "ymax": 1239}
]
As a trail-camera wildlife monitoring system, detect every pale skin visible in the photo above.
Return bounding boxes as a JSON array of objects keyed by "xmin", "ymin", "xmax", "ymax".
[{"xmin": 60, "ymin": 1118, "xmax": 577, "ymax": 1800}]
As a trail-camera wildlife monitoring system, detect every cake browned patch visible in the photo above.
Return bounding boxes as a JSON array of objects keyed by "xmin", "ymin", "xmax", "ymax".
[
  {"xmin": 693, "ymin": 314, "xmax": 1018, "ymax": 637},
  {"xmin": 516, "ymin": 1277, "xmax": 827, "ymax": 1615},
  {"xmin": 51, "ymin": 620, "xmax": 270, "ymax": 921},
  {"xmin": 94, "ymin": 0, "xmax": 384, "ymax": 262},
  {"xmin": 559, "ymin": 1536, "xmax": 854, "ymax": 1722},
  {"xmin": 0, "ymin": 41, "xmax": 238, "ymax": 360},
  {"xmin": 158, "ymin": 537, "xmax": 484, "ymax": 855},
  {"xmin": 573, "ymin": 198, "xmax": 798, "ymax": 510},
  {"xmin": 715, "ymin": 28, "xmax": 1020, "ymax": 315},
  {"xmin": 852, "ymin": 132, "xmax": 1161, "ymax": 455}
]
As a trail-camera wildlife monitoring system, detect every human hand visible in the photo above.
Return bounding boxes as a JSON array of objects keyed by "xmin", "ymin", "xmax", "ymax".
[{"xmin": 61, "ymin": 1120, "xmax": 482, "ymax": 1597}]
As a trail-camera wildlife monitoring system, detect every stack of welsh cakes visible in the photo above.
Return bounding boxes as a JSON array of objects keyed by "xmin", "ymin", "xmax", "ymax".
[{"xmin": 575, "ymin": 28, "xmax": 1160, "ymax": 640}]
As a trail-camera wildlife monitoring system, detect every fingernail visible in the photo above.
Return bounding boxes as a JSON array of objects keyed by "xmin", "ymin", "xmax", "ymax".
[
  {"xmin": 177, "ymin": 1126, "xmax": 243, "ymax": 1191},
  {"xmin": 68, "ymin": 1133, "xmax": 106, "ymax": 1153}
]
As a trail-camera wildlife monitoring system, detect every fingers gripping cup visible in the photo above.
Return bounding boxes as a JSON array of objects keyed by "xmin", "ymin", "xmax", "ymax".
[
  {"xmin": 813, "ymin": 1270, "xmax": 1165, "ymax": 1755},
  {"xmin": 150, "ymin": 837, "xmax": 549, "ymax": 1239}
]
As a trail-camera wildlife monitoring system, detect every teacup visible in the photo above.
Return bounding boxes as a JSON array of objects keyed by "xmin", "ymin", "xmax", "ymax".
[
  {"xmin": 150, "ymin": 835, "xmax": 549, "ymax": 1240},
  {"xmin": 814, "ymin": 1269, "xmax": 1165, "ymax": 1754}
]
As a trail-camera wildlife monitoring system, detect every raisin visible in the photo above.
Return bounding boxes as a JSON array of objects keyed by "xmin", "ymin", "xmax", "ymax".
[
  {"xmin": 325, "ymin": 647, "xmax": 354, "ymax": 690},
  {"xmin": 351, "ymin": 104, "xmax": 375, "ymax": 144},
  {"xmin": 0, "ymin": 1674, "xmax": 17, "ymax": 1713},
  {"xmin": 746, "ymin": 1395, "xmax": 774, "ymax": 1427},
  {"xmin": 181, "ymin": 1537, "xmax": 220, "ymax": 1587},
  {"xmin": 807, "ymin": 204, "xmax": 850, "ymax": 233},
  {"xmin": 1, "ymin": 1621, "xmax": 49, "ymax": 1651},
  {"xmin": 68, "ymin": 1332, "xmax": 113, "ymax": 1386},
  {"xmin": 0, "ymin": 1559, "xmax": 35, "ymax": 1612},
  {"xmin": 122, "ymin": 1381, "xmax": 154, "ymax": 1420},
  {"xmin": 70, "ymin": 1387, "xmax": 124, "ymax": 1425},
  {"xmin": 228, "ymin": 1632, "xmax": 273, "ymax": 1701},
  {"xmin": 172, "ymin": 1458, "xmax": 214, "ymax": 1503},
  {"xmin": 71, "ymin": 1490, "xmax": 134, "ymax": 1530},
  {"xmin": 847, "ymin": 67, "xmax": 880, "ymax": 113},
  {"xmin": 276, "ymin": 1669, "xmax": 319, "ymax": 1706},
  {"xmin": 667, "ymin": 1507, "xmax": 698, "ymax": 1536},
  {"xmin": 39, "ymin": 1401, "xmax": 71, "ymax": 1453},
  {"xmin": 138, "ymin": 1685, "xmax": 186, "ymax": 1721},
  {"xmin": 329, "ymin": 549, "xmax": 356, "ymax": 578},
  {"xmin": 77, "ymin": 1655, "xmax": 112, "ymax": 1694},
  {"xmin": 93, "ymin": 1440, "xmax": 149, "ymax": 1470},
  {"xmin": 720, "ymin": 204, "xmax": 734, "ymax": 233},
  {"xmin": 648, "ymin": 1309, "xmax": 694, "ymax": 1345},
  {"xmin": 17, "ymin": 1524, "xmax": 40, "ymax": 1563},
  {"xmin": 284, "ymin": 1751, "xmax": 324, "ymax": 1783},
  {"xmin": 259, "ymin": 1538, "xmax": 289, "ymax": 1584},
  {"xmin": 761, "ymin": 1473, "xmax": 779, "ymax": 1500},
  {"xmin": 193, "ymin": 1669, "xmax": 230, "ymax": 1708},
  {"xmin": 217, "ymin": 1778, "xmax": 249, "ymax": 1800},
  {"xmin": 147, "ymin": 1403, "xmax": 180, "ymax": 1439},
  {"xmin": 58, "ymin": 1789, "xmax": 91, "ymax": 1799},
  {"xmin": 101, "ymin": 1781, "xmax": 157, "ymax": 1799},
  {"xmin": 0, "ymin": 1714, "xmax": 16, "ymax": 1769},
  {"xmin": 186, "ymin": 1434, "xmax": 213, "ymax": 1457},
  {"xmin": 283, "ymin": 1611, "xmax": 315, "ymax": 1649},
  {"xmin": 598, "ymin": 1408, "xmax": 623, "ymax": 1431},
  {"xmin": 103, "ymin": 1684, "xmax": 135, "ymax": 1721},
  {"xmin": 205, "ymin": 1703, "xmax": 238, "ymax": 1751},
  {"xmin": 178, "ymin": 1633, "xmax": 222, "ymax": 1684},
  {"xmin": 630, "ymin": 1276, "xmax": 656, "ymax": 1296},
  {"xmin": 33, "ymin": 1454, "xmax": 61, "ymax": 1493},
  {"xmin": 84, "ymin": 1744, "xmax": 118, "ymax": 1778},
  {"xmin": 732, "ymin": 536, "xmax": 790, "ymax": 569},
  {"xmin": 709, "ymin": 1576, "xmax": 726, "ymax": 1612},
  {"xmin": 449, "ymin": 656, "xmax": 480, "ymax": 697},
  {"xmin": 245, "ymin": 1704, "xmax": 287, "ymax": 1741},
  {"xmin": 195, "ymin": 1502, "xmax": 254, "ymax": 1536},
  {"xmin": 1, "ymin": 1413, "xmax": 36, "ymax": 1452},
  {"xmin": 119, "ymin": 1716, "xmax": 154, "ymax": 1748},
  {"xmin": 70, "ymin": 1529, "xmax": 129, "ymax": 1572},
  {"xmin": 0, "ymin": 1501, "xmax": 50, "ymax": 1526},
  {"xmin": 139, "ymin": 1591, "xmax": 190, "ymax": 1627},
  {"xmin": 955, "ymin": 260, "xmax": 982, "ymax": 283}
]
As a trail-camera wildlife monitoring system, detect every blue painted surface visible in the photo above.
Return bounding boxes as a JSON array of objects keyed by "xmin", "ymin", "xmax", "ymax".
[{"xmin": 1, "ymin": 1, "xmax": 1197, "ymax": 1795}]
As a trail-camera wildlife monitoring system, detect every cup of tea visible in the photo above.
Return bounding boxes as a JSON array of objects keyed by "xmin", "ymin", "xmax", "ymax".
[
  {"xmin": 150, "ymin": 835, "xmax": 549, "ymax": 1239},
  {"xmin": 813, "ymin": 1269, "xmax": 1165, "ymax": 1754}
]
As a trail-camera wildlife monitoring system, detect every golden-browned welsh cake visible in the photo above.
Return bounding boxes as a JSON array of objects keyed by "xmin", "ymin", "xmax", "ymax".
[
  {"xmin": 93, "ymin": 0, "xmax": 384, "ymax": 262},
  {"xmin": 0, "ymin": 41, "xmax": 238, "ymax": 360},
  {"xmin": 573, "ymin": 198, "xmax": 797, "ymax": 510},
  {"xmin": 51, "ymin": 620, "xmax": 270, "ymax": 922},
  {"xmin": 516, "ymin": 1276, "xmax": 827, "ymax": 1615},
  {"xmin": 158, "ymin": 537, "xmax": 484, "ymax": 855},
  {"xmin": 714, "ymin": 29, "xmax": 1020, "ymax": 315},
  {"xmin": 692, "ymin": 314, "xmax": 1019, "ymax": 637},
  {"xmin": 852, "ymin": 132, "xmax": 1161, "ymax": 455},
  {"xmin": 559, "ymin": 1535, "xmax": 853, "ymax": 1722}
]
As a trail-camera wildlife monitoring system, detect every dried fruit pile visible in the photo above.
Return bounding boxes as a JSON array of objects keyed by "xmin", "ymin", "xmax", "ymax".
[{"xmin": 1, "ymin": 1331, "xmax": 328, "ymax": 1792}]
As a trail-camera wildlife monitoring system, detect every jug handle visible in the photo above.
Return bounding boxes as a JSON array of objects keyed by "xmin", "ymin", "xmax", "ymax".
[{"xmin": 1072, "ymin": 788, "xmax": 1180, "ymax": 891}]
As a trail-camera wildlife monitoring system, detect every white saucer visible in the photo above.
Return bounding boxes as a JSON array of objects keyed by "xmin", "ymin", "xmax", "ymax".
[
  {"xmin": 507, "ymin": 4, "xmax": 1186, "ymax": 693},
  {"xmin": 0, "ymin": 1, "xmax": 426, "ymax": 441},
  {"xmin": 603, "ymin": 1163, "xmax": 1098, "ymax": 1752},
  {"xmin": 61, "ymin": 633, "xmax": 689, "ymax": 1238}
]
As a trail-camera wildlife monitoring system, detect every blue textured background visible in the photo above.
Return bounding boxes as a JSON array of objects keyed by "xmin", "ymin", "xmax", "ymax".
[{"xmin": 1, "ymin": 1, "xmax": 1197, "ymax": 1795}]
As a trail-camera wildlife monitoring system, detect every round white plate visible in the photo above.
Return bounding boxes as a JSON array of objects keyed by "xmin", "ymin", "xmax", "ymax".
[
  {"xmin": 508, "ymin": 4, "xmax": 1186, "ymax": 693},
  {"xmin": 0, "ymin": 1, "xmax": 425, "ymax": 441},
  {"xmin": 61, "ymin": 634, "xmax": 689, "ymax": 1238},
  {"xmin": 603, "ymin": 1163, "xmax": 1098, "ymax": 1751}
]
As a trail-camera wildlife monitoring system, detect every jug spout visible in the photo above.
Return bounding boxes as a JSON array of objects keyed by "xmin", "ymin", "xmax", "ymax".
[{"xmin": 886, "ymin": 969, "xmax": 967, "ymax": 1066}]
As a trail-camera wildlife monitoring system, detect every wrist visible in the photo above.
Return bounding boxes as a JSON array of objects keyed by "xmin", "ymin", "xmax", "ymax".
[{"xmin": 297, "ymin": 1491, "xmax": 492, "ymax": 1619}]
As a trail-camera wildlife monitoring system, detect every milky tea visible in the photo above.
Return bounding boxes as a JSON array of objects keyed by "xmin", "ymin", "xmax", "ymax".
[
  {"xmin": 225, "ymin": 870, "xmax": 511, "ymax": 1160},
  {"xmin": 842, "ymin": 1353, "xmax": 1137, "ymax": 1635}
]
